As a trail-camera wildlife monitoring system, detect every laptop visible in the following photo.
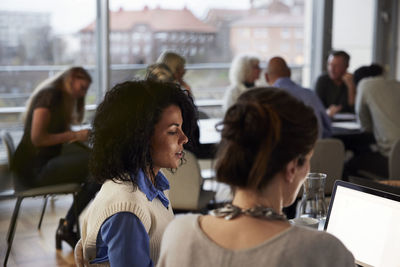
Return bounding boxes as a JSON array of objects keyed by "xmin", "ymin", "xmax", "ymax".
[{"xmin": 324, "ymin": 180, "xmax": 400, "ymax": 267}]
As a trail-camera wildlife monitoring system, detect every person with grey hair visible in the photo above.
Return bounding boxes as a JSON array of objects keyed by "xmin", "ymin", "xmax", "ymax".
[
  {"xmin": 222, "ymin": 54, "xmax": 261, "ymax": 111},
  {"xmin": 156, "ymin": 51, "xmax": 191, "ymax": 93}
]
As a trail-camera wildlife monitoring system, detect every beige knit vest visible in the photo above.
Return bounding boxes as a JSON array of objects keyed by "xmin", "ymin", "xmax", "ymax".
[{"xmin": 80, "ymin": 179, "xmax": 174, "ymax": 266}]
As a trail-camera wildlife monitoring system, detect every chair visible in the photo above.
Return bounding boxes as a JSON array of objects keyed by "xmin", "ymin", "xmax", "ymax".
[
  {"xmin": 355, "ymin": 138, "xmax": 400, "ymax": 181},
  {"xmin": 1, "ymin": 130, "xmax": 82, "ymax": 266},
  {"xmin": 0, "ymin": 135, "xmax": 15, "ymax": 200},
  {"xmin": 162, "ymin": 150, "xmax": 215, "ymax": 212},
  {"xmin": 309, "ymin": 138, "xmax": 345, "ymax": 196},
  {"xmin": 389, "ymin": 138, "xmax": 400, "ymax": 179}
]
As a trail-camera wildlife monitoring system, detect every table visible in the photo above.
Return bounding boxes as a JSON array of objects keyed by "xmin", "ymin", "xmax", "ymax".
[
  {"xmin": 380, "ymin": 180, "xmax": 400, "ymax": 187},
  {"xmin": 331, "ymin": 117, "xmax": 375, "ymax": 156},
  {"xmin": 332, "ymin": 113, "xmax": 357, "ymax": 122}
]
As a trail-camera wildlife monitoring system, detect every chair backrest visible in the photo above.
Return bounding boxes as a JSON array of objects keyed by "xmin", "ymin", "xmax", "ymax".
[
  {"xmin": 309, "ymin": 138, "xmax": 345, "ymax": 195},
  {"xmin": 0, "ymin": 131, "xmax": 16, "ymax": 198},
  {"xmin": 162, "ymin": 150, "xmax": 203, "ymax": 210},
  {"xmin": 1, "ymin": 130, "xmax": 15, "ymax": 169},
  {"xmin": 389, "ymin": 138, "xmax": 400, "ymax": 179}
]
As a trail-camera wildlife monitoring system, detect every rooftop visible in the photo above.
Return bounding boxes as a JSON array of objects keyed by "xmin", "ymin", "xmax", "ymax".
[{"xmin": 81, "ymin": 7, "xmax": 216, "ymax": 33}]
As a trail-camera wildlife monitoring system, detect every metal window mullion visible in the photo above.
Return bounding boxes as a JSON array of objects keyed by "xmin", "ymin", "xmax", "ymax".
[{"xmin": 96, "ymin": 0, "xmax": 110, "ymax": 104}]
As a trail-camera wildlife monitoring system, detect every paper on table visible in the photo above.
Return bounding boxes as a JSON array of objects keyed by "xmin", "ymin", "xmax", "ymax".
[
  {"xmin": 332, "ymin": 121, "xmax": 361, "ymax": 130},
  {"xmin": 333, "ymin": 113, "xmax": 357, "ymax": 121},
  {"xmin": 198, "ymin": 118, "xmax": 221, "ymax": 144},
  {"xmin": 71, "ymin": 124, "xmax": 91, "ymax": 131}
]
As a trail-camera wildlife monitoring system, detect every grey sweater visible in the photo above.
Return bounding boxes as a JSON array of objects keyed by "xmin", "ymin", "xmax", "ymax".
[
  {"xmin": 356, "ymin": 76, "xmax": 400, "ymax": 157},
  {"xmin": 158, "ymin": 214, "xmax": 355, "ymax": 267}
]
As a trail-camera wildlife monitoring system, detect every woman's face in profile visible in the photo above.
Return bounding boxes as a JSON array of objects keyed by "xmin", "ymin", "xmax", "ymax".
[
  {"xmin": 175, "ymin": 65, "xmax": 186, "ymax": 80},
  {"xmin": 69, "ymin": 77, "xmax": 90, "ymax": 98},
  {"xmin": 150, "ymin": 104, "xmax": 188, "ymax": 173},
  {"xmin": 296, "ymin": 150, "xmax": 313, "ymax": 184},
  {"xmin": 247, "ymin": 63, "xmax": 261, "ymax": 83}
]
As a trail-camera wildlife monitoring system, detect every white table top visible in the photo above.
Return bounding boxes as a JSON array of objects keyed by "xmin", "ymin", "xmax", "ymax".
[
  {"xmin": 198, "ymin": 118, "xmax": 222, "ymax": 144},
  {"xmin": 332, "ymin": 121, "xmax": 361, "ymax": 130}
]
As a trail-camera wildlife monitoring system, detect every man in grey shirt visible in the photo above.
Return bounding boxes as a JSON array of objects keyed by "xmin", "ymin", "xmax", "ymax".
[{"xmin": 346, "ymin": 72, "xmax": 400, "ymax": 178}]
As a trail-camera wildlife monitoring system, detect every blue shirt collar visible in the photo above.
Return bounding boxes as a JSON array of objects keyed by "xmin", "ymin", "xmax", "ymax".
[
  {"xmin": 273, "ymin": 77, "xmax": 293, "ymax": 87},
  {"xmin": 132, "ymin": 169, "xmax": 170, "ymax": 209}
]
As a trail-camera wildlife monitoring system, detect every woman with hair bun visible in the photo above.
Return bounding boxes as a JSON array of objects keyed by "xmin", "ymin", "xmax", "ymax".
[{"xmin": 158, "ymin": 87, "xmax": 355, "ymax": 267}]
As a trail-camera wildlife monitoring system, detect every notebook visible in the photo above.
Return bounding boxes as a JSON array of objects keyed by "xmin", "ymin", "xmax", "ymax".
[{"xmin": 324, "ymin": 180, "xmax": 400, "ymax": 267}]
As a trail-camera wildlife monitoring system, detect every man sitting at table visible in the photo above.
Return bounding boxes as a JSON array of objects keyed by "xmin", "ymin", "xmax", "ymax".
[
  {"xmin": 265, "ymin": 56, "xmax": 332, "ymax": 138},
  {"xmin": 314, "ymin": 50, "xmax": 356, "ymax": 116},
  {"xmin": 345, "ymin": 64, "xmax": 400, "ymax": 179}
]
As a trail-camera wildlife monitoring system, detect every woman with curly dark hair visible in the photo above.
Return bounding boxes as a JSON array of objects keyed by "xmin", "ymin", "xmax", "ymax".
[{"xmin": 75, "ymin": 80, "xmax": 197, "ymax": 266}]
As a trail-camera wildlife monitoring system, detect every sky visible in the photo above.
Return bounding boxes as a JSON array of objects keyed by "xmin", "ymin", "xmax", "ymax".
[{"xmin": 0, "ymin": 0, "xmax": 251, "ymax": 34}]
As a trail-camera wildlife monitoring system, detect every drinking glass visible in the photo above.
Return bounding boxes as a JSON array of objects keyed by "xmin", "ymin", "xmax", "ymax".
[{"xmin": 298, "ymin": 173, "xmax": 327, "ymax": 222}]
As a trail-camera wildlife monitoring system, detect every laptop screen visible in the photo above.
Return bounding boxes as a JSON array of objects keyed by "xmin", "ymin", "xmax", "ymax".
[{"xmin": 324, "ymin": 181, "xmax": 400, "ymax": 267}]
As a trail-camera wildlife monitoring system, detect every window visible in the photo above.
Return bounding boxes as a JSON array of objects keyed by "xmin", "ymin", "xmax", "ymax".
[
  {"xmin": 295, "ymin": 28, "xmax": 303, "ymax": 39},
  {"xmin": 190, "ymin": 46, "xmax": 197, "ymax": 56},
  {"xmin": 280, "ymin": 42, "xmax": 290, "ymax": 52},
  {"xmin": 0, "ymin": 0, "xmax": 312, "ymax": 134},
  {"xmin": 253, "ymin": 28, "xmax": 268, "ymax": 38},
  {"xmin": 281, "ymin": 28, "xmax": 291, "ymax": 39},
  {"xmin": 132, "ymin": 32, "xmax": 142, "ymax": 40},
  {"xmin": 332, "ymin": 0, "xmax": 374, "ymax": 71},
  {"xmin": 132, "ymin": 45, "xmax": 140, "ymax": 54},
  {"xmin": 155, "ymin": 32, "xmax": 167, "ymax": 40},
  {"xmin": 295, "ymin": 41, "xmax": 303, "ymax": 53}
]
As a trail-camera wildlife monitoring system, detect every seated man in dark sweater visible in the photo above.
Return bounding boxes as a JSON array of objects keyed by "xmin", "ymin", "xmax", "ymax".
[{"xmin": 314, "ymin": 50, "xmax": 356, "ymax": 116}]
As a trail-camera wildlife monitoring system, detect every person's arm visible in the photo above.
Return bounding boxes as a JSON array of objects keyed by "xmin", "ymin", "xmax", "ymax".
[
  {"xmin": 312, "ymin": 94, "xmax": 332, "ymax": 138},
  {"xmin": 314, "ymin": 76, "xmax": 328, "ymax": 108},
  {"xmin": 96, "ymin": 212, "xmax": 153, "ymax": 267},
  {"xmin": 342, "ymin": 72, "xmax": 356, "ymax": 107},
  {"xmin": 31, "ymin": 108, "xmax": 89, "ymax": 147},
  {"xmin": 326, "ymin": 104, "xmax": 342, "ymax": 117}
]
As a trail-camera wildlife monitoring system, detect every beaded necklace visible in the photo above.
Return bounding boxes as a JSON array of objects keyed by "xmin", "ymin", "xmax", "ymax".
[{"xmin": 210, "ymin": 203, "xmax": 287, "ymax": 221}]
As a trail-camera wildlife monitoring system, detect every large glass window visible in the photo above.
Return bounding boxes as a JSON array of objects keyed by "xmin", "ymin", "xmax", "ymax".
[
  {"xmin": 105, "ymin": 0, "xmax": 309, "ymax": 118},
  {"xmin": 0, "ymin": 0, "xmax": 311, "ymax": 130}
]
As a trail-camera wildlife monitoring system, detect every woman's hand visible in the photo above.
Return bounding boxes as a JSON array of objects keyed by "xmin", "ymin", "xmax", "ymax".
[
  {"xmin": 31, "ymin": 107, "xmax": 89, "ymax": 147},
  {"xmin": 70, "ymin": 129, "xmax": 90, "ymax": 143},
  {"xmin": 326, "ymin": 104, "xmax": 342, "ymax": 117}
]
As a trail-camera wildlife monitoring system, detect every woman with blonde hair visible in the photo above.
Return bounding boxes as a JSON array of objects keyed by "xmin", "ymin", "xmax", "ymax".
[
  {"xmin": 222, "ymin": 54, "xmax": 261, "ymax": 111},
  {"xmin": 157, "ymin": 51, "xmax": 192, "ymax": 93},
  {"xmin": 12, "ymin": 66, "xmax": 100, "ymax": 250}
]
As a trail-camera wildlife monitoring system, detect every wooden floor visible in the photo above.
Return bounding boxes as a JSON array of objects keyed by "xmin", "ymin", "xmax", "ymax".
[{"xmin": 0, "ymin": 195, "xmax": 76, "ymax": 266}]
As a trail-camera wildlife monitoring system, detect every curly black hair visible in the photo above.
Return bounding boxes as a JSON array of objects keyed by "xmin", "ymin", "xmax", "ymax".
[{"xmin": 89, "ymin": 80, "xmax": 197, "ymax": 187}]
